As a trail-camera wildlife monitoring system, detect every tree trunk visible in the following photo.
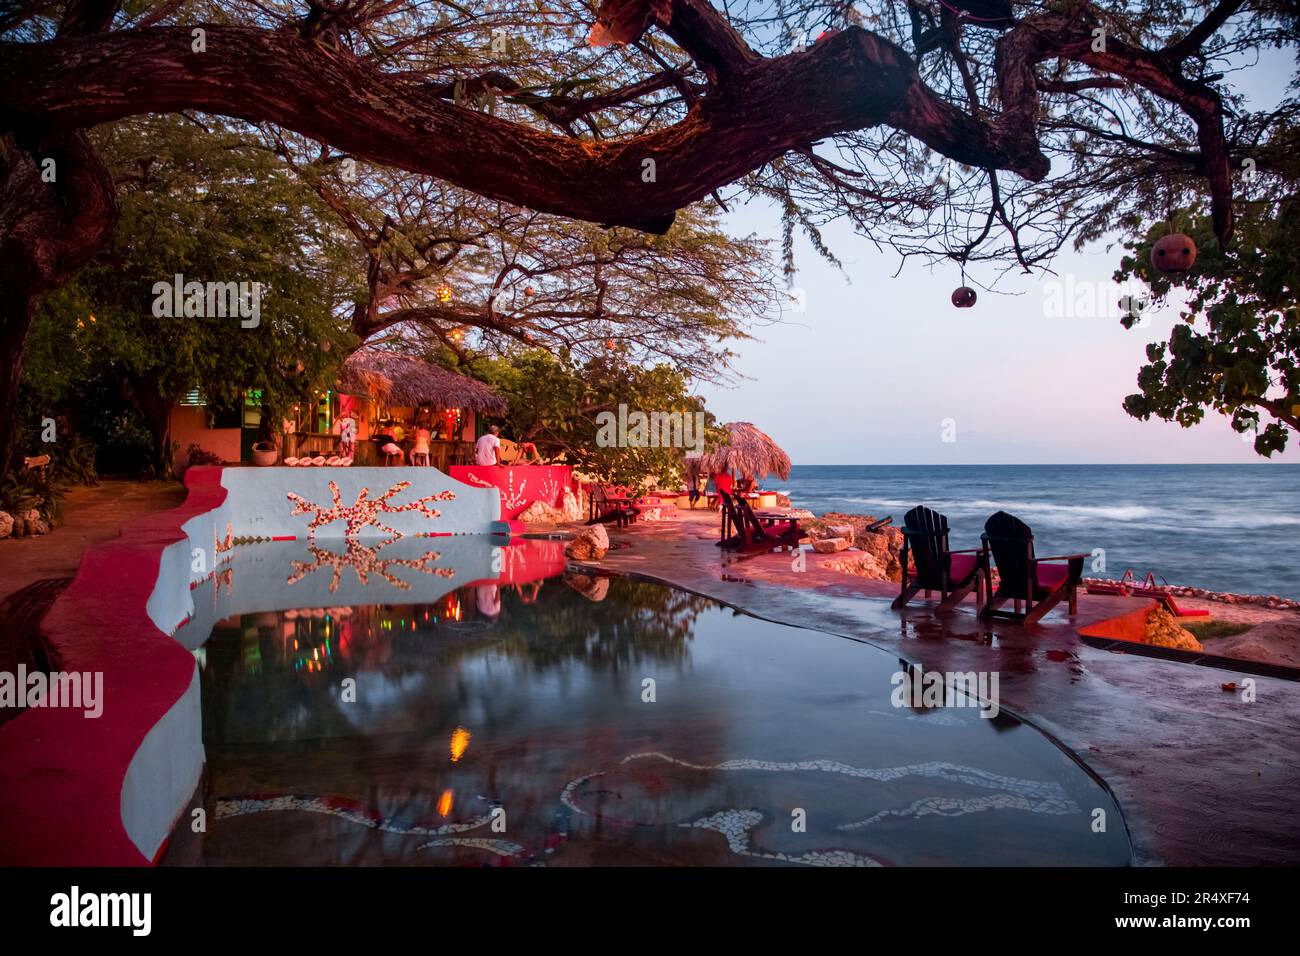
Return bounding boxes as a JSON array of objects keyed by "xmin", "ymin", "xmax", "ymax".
[
  {"xmin": 0, "ymin": 130, "xmax": 117, "ymax": 480},
  {"xmin": 126, "ymin": 375, "xmax": 174, "ymax": 479},
  {"xmin": 0, "ymin": 285, "xmax": 35, "ymax": 476}
]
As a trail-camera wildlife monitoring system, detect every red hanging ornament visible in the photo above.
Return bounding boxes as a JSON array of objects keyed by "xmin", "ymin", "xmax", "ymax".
[
  {"xmin": 951, "ymin": 286, "xmax": 977, "ymax": 308},
  {"xmin": 1150, "ymin": 233, "xmax": 1197, "ymax": 274}
]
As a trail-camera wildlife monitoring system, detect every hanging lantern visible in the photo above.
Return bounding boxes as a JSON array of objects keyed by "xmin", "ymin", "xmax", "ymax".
[
  {"xmin": 951, "ymin": 286, "xmax": 977, "ymax": 308},
  {"xmin": 1150, "ymin": 233, "xmax": 1197, "ymax": 274},
  {"xmin": 435, "ymin": 284, "xmax": 453, "ymax": 303},
  {"xmin": 605, "ymin": 338, "xmax": 616, "ymax": 350},
  {"xmin": 524, "ymin": 286, "xmax": 536, "ymax": 297}
]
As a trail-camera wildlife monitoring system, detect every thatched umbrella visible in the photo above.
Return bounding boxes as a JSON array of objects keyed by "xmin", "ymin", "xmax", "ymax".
[
  {"xmin": 693, "ymin": 421, "xmax": 792, "ymax": 482},
  {"xmin": 339, "ymin": 350, "xmax": 506, "ymax": 413}
]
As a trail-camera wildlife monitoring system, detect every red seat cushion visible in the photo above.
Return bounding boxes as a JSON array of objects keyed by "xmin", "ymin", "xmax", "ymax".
[
  {"xmin": 1035, "ymin": 561, "xmax": 1071, "ymax": 589},
  {"xmin": 948, "ymin": 552, "xmax": 978, "ymax": 582}
]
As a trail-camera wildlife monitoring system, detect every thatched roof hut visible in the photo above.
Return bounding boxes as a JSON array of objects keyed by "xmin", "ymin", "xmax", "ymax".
[
  {"xmin": 339, "ymin": 350, "xmax": 506, "ymax": 414},
  {"xmin": 693, "ymin": 421, "xmax": 792, "ymax": 481}
]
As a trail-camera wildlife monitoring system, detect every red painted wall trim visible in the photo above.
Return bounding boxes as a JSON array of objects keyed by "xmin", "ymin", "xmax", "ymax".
[{"xmin": 0, "ymin": 467, "xmax": 228, "ymax": 866}]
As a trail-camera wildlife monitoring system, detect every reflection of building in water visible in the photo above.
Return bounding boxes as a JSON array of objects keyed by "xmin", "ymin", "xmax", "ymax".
[{"xmin": 213, "ymin": 586, "xmax": 524, "ymax": 683}]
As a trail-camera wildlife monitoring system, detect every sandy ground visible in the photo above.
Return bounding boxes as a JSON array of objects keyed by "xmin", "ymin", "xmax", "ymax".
[
  {"xmin": 0, "ymin": 479, "xmax": 186, "ymax": 605},
  {"xmin": 1186, "ymin": 603, "xmax": 1300, "ymax": 668}
]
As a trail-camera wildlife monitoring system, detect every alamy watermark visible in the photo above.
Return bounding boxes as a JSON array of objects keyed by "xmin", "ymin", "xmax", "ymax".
[
  {"xmin": 152, "ymin": 273, "xmax": 262, "ymax": 328},
  {"xmin": 50, "ymin": 886, "xmax": 150, "ymax": 936},
  {"xmin": 0, "ymin": 665, "xmax": 103, "ymax": 718},
  {"xmin": 595, "ymin": 404, "xmax": 706, "ymax": 453},
  {"xmin": 1042, "ymin": 275, "xmax": 1151, "ymax": 326},
  {"xmin": 891, "ymin": 663, "xmax": 1000, "ymax": 719}
]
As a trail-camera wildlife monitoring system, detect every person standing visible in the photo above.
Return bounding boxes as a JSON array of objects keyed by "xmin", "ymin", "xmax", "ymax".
[{"xmin": 475, "ymin": 424, "xmax": 502, "ymax": 466}]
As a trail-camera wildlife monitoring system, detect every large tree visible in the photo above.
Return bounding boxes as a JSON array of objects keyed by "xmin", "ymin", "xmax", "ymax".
[
  {"xmin": 24, "ymin": 114, "xmax": 352, "ymax": 474},
  {"xmin": 1, "ymin": 0, "xmax": 1293, "ymax": 469},
  {"xmin": 265, "ymin": 130, "xmax": 775, "ymax": 381}
]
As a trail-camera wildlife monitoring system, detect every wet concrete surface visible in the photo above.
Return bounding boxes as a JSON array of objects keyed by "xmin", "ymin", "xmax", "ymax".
[{"xmin": 579, "ymin": 511, "xmax": 1300, "ymax": 866}]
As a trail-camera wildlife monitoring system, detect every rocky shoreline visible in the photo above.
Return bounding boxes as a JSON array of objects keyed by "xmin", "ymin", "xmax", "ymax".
[
  {"xmin": 802, "ymin": 510, "xmax": 1300, "ymax": 612},
  {"xmin": 1080, "ymin": 577, "xmax": 1300, "ymax": 612}
]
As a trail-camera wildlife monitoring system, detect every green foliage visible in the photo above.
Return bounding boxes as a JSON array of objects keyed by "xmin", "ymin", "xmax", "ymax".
[
  {"xmin": 450, "ymin": 347, "xmax": 724, "ymax": 487},
  {"xmin": 1183, "ymin": 619, "xmax": 1253, "ymax": 641},
  {"xmin": 1115, "ymin": 196, "xmax": 1300, "ymax": 457},
  {"xmin": 21, "ymin": 115, "xmax": 357, "ymax": 473}
]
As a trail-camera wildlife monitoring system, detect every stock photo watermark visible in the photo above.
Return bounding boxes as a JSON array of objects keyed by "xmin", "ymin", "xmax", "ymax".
[
  {"xmin": 0, "ymin": 666, "xmax": 103, "ymax": 718},
  {"xmin": 152, "ymin": 273, "xmax": 263, "ymax": 328},
  {"xmin": 595, "ymin": 404, "xmax": 707, "ymax": 452},
  {"xmin": 891, "ymin": 663, "xmax": 1000, "ymax": 719}
]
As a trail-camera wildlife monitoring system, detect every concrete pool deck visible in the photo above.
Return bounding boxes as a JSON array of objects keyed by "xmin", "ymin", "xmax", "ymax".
[{"xmin": 574, "ymin": 510, "xmax": 1300, "ymax": 866}]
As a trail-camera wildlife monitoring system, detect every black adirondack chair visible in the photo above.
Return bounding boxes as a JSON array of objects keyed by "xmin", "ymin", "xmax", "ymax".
[
  {"xmin": 892, "ymin": 505, "xmax": 986, "ymax": 611},
  {"xmin": 716, "ymin": 490, "xmax": 804, "ymax": 554},
  {"xmin": 979, "ymin": 510, "xmax": 1087, "ymax": 625},
  {"xmin": 587, "ymin": 485, "xmax": 637, "ymax": 527}
]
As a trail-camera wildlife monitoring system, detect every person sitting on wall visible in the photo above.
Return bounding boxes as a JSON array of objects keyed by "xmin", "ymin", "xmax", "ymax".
[
  {"xmin": 411, "ymin": 425, "xmax": 431, "ymax": 466},
  {"xmin": 475, "ymin": 424, "xmax": 503, "ymax": 466},
  {"xmin": 516, "ymin": 440, "xmax": 543, "ymax": 464},
  {"xmin": 374, "ymin": 427, "xmax": 403, "ymax": 465}
]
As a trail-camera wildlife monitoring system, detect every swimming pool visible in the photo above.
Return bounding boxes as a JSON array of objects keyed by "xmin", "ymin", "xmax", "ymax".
[{"xmin": 163, "ymin": 537, "xmax": 1131, "ymax": 866}]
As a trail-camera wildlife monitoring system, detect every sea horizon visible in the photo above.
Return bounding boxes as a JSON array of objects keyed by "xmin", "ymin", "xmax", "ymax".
[{"xmin": 774, "ymin": 463, "xmax": 1300, "ymax": 599}]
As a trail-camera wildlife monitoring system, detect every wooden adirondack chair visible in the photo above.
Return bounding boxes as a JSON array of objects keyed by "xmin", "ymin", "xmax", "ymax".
[
  {"xmin": 587, "ymin": 484, "xmax": 637, "ymax": 527},
  {"xmin": 892, "ymin": 505, "xmax": 986, "ymax": 611},
  {"xmin": 716, "ymin": 490, "xmax": 804, "ymax": 554},
  {"xmin": 979, "ymin": 511, "xmax": 1087, "ymax": 625}
]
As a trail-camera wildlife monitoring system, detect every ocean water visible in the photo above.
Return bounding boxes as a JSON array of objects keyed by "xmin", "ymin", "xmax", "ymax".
[{"xmin": 775, "ymin": 465, "xmax": 1300, "ymax": 599}]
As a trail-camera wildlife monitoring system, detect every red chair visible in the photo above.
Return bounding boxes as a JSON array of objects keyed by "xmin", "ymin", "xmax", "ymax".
[
  {"xmin": 892, "ymin": 505, "xmax": 986, "ymax": 612},
  {"xmin": 979, "ymin": 511, "xmax": 1087, "ymax": 625}
]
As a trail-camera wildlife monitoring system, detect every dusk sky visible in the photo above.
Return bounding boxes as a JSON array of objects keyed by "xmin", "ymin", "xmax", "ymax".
[{"xmin": 698, "ymin": 45, "xmax": 1298, "ymax": 467}]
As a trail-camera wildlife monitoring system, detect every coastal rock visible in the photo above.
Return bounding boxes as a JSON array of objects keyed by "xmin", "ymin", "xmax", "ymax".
[
  {"xmin": 0, "ymin": 511, "xmax": 12, "ymax": 539},
  {"xmin": 517, "ymin": 500, "xmax": 567, "ymax": 524},
  {"xmin": 565, "ymin": 523, "xmax": 609, "ymax": 561},
  {"xmin": 811, "ymin": 537, "xmax": 851, "ymax": 554},
  {"xmin": 564, "ymin": 571, "xmax": 610, "ymax": 602},
  {"xmin": 560, "ymin": 488, "xmax": 584, "ymax": 522},
  {"xmin": 823, "ymin": 552, "xmax": 889, "ymax": 580},
  {"xmin": 1143, "ymin": 607, "xmax": 1204, "ymax": 652}
]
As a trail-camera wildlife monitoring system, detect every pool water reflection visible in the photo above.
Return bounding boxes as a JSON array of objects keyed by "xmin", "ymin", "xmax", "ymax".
[{"xmin": 165, "ymin": 538, "xmax": 1130, "ymax": 866}]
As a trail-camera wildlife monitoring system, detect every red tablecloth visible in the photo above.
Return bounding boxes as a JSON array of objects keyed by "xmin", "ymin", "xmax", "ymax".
[{"xmin": 449, "ymin": 464, "xmax": 574, "ymax": 520}]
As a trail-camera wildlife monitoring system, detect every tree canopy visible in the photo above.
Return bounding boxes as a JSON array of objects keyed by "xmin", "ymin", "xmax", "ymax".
[
  {"xmin": 1115, "ymin": 123, "xmax": 1300, "ymax": 456},
  {"xmin": 449, "ymin": 346, "xmax": 723, "ymax": 485},
  {"xmin": 2, "ymin": 1, "xmax": 1297, "ymax": 471}
]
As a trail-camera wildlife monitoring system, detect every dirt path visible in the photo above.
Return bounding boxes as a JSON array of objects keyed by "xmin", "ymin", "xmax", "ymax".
[{"xmin": 0, "ymin": 479, "xmax": 186, "ymax": 606}]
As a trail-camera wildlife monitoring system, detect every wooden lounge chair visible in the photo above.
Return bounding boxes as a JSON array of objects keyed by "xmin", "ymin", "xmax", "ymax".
[
  {"xmin": 979, "ymin": 511, "xmax": 1087, "ymax": 625},
  {"xmin": 892, "ymin": 505, "xmax": 986, "ymax": 612},
  {"xmin": 587, "ymin": 485, "xmax": 637, "ymax": 527},
  {"xmin": 1129, "ymin": 571, "xmax": 1211, "ymax": 617},
  {"xmin": 716, "ymin": 490, "xmax": 804, "ymax": 554}
]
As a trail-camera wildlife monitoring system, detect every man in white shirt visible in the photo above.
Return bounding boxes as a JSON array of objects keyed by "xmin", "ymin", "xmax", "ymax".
[{"xmin": 475, "ymin": 424, "xmax": 502, "ymax": 466}]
